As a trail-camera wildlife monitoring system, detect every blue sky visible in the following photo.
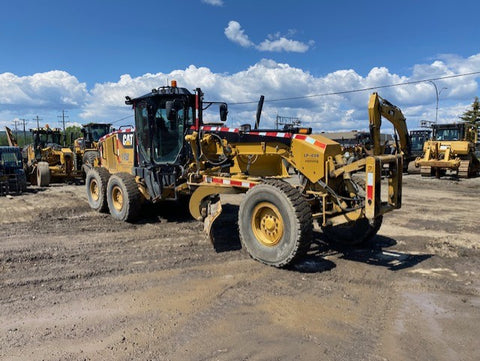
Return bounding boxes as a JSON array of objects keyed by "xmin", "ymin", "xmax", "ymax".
[{"xmin": 1, "ymin": 0, "xmax": 479, "ymax": 132}]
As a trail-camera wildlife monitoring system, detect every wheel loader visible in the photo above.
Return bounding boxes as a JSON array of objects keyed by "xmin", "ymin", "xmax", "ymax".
[
  {"xmin": 415, "ymin": 123, "xmax": 480, "ymax": 178},
  {"xmin": 73, "ymin": 122, "xmax": 112, "ymax": 174},
  {"xmin": 86, "ymin": 82, "xmax": 403, "ymax": 268}
]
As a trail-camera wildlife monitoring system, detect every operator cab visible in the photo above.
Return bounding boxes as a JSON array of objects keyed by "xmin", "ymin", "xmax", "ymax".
[
  {"xmin": 126, "ymin": 84, "xmax": 196, "ymax": 167},
  {"xmin": 81, "ymin": 123, "xmax": 112, "ymax": 148},
  {"xmin": 410, "ymin": 130, "xmax": 431, "ymax": 154},
  {"xmin": 433, "ymin": 123, "xmax": 464, "ymax": 141},
  {"xmin": 125, "ymin": 82, "xmax": 228, "ymax": 200},
  {"xmin": 31, "ymin": 127, "xmax": 62, "ymax": 160}
]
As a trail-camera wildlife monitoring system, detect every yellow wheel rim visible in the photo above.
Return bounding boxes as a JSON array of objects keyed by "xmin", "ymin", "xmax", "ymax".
[
  {"xmin": 112, "ymin": 185, "xmax": 124, "ymax": 212},
  {"xmin": 90, "ymin": 179, "xmax": 99, "ymax": 201},
  {"xmin": 251, "ymin": 202, "xmax": 284, "ymax": 247}
]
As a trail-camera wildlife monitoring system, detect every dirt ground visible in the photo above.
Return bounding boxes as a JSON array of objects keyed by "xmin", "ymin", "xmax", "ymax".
[{"xmin": 0, "ymin": 174, "xmax": 479, "ymax": 361}]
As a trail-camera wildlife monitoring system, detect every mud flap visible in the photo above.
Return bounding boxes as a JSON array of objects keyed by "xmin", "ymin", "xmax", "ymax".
[{"xmin": 203, "ymin": 197, "xmax": 223, "ymax": 242}]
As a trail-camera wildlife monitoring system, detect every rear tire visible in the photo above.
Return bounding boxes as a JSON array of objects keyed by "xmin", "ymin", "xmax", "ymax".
[
  {"xmin": 238, "ymin": 179, "xmax": 313, "ymax": 268},
  {"xmin": 322, "ymin": 216, "xmax": 383, "ymax": 246},
  {"xmin": 36, "ymin": 162, "xmax": 50, "ymax": 187},
  {"xmin": 106, "ymin": 172, "xmax": 141, "ymax": 222},
  {"xmin": 86, "ymin": 167, "xmax": 111, "ymax": 212}
]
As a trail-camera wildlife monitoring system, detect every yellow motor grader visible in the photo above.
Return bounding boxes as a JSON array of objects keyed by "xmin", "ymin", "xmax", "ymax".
[
  {"xmin": 73, "ymin": 122, "xmax": 112, "ymax": 174},
  {"xmin": 86, "ymin": 83, "xmax": 403, "ymax": 267},
  {"xmin": 24, "ymin": 126, "xmax": 81, "ymax": 186},
  {"xmin": 415, "ymin": 123, "xmax": 479, "ymax": 178}
]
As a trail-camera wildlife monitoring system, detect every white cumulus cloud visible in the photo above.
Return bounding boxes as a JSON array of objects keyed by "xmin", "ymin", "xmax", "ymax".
[
  {"xmin": 0, "ymin": 71, "xmax": 87, "ymax": 109},
  {"xmin": 224, "ymin": 21, "xmax": 254, "ymax": 48},
  {"xmin": 257, "ymin": 37, "xmax": 311, "ymax": 53},
  {"xmin": 1, "ymin": 54, "xmax": 479, "ymax": 133},
  {"xmin": 224, "ymin": 20, "xmax": 313, "ymax": 53}
]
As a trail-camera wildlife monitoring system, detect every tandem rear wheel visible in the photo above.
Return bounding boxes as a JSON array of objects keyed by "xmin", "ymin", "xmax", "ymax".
[
  {"xmin": 106, "ymin": 172, "xmax": 141, "ymax": 222},
  {"xmin": 86, "ymin": 167, "xmax": 111, "ymax": 212}
]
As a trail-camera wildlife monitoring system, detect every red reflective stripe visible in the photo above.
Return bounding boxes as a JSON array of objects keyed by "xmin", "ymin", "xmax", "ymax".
[
  {"xmin": 367, "ymin": 185, "xmax": 373, "ymax": 200},
  {"xmin": 314, "ymin": 141, "xmax": 326, "ymax": 149},
  {"xmin": 294, "ymin": 134, "xmax": 307, "ymax": 141},
  {"xmin": 265, "ymin": 132, "xmax": 278, "ymax": 137},
  {"xmin": 211, "ymin": 177, "xmax": 224, "ymax": 184},
  {"xmin": 230, "ymin": 180, "xmax": 243, "ymax": 187}
]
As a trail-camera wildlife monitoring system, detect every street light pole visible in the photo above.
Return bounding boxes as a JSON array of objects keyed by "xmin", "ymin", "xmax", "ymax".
[{"xmin": 428, "ymin": 80, "xmax": 447, "ymax": 124}]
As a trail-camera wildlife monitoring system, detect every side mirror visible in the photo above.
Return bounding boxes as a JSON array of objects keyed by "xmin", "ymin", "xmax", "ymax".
[
  {"xmin": 220, "ymin": 103, "xmax": 228, "ymax": 122},
  {"xmin": 166, "ymin": 101, "xmax": 176, "ymax": 121}
]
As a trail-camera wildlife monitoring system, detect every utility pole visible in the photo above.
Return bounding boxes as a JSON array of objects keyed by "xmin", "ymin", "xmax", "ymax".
[
  {"xmin": 12, "ymin": 119, "xmax": 21, "ymax": 141},
  {"xmin": 19, "ymin": 118, "xmax": 28, "ymax": 145},
  {"xmin": 58, "ymin": 110, "xmax": 69, "ymax": 146},
  {"xmin": 33, "ymin": 115, "xmax": 42, "ymax": 129}
]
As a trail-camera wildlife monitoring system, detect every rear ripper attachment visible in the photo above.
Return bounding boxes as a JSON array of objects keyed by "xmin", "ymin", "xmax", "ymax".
[{"xmin": 87, "ymin": 82, "xmax": 403, "ymax": 268}]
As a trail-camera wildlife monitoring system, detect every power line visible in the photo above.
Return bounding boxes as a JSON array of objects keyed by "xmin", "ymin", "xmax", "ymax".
[
  {"xmin": 228, "ymin": 70, "xmax": 480, "ymax": 105},
  {"xmin": 106, "ymin": 70, "xmax": 480, "ymax": 123},
  {"xmin": 111, "ymin": 114, "xmax": 133, "ymax": 124}
]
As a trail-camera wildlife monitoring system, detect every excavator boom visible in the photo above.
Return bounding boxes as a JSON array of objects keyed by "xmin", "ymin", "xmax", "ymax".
[{"xmin": 368, "ymin": 93, "xmax": 411, "ymax": 159}]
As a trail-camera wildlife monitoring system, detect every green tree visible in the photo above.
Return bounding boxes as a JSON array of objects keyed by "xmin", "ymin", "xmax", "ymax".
[
  {"xmin": 459, "ymin": 96, "xmax": 480, "ymax": 125},
  {"xmin": 0, "ymin": 132, "xmax": 7, "ymax": 146},
  {"xmin": 65, "ymin": 125, "xmax": 82, "ymax": 146}
]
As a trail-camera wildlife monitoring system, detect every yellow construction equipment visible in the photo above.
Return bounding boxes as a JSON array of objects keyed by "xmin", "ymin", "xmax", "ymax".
[
  {"xmin": 73, "ymin": 122, "xmax": 112, "ymax": 174},
  {"xmin": 86, "ymin": 83, "xmax": 403, "ymax": 267},
  {"xmin": 415, "ymin": 123, "xmax": 479, "ymax": 178},
  {"xmin": 368, "ymin": 92, "xmax": 411, "ymax": 168},
  {"xmin": 23, "ymin": 126, "xmax": 81, "ymax": 186}
]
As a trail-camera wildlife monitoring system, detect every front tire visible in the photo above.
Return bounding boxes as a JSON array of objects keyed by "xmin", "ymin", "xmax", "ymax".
[
  {"xmin": 86, "ymin": 167, "xmax": 110, "ymax": 212},
  {"xmin": 106, "ymin": 172, "xmax": 141, "ymax": 222},
  {"xmin": 238, "ymin": 179, "xmax": 313, "ymax": 268}
]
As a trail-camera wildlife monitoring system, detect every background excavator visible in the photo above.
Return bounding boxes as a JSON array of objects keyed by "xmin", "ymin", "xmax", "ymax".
[
  {"xmin": 85, "ymin": 82, "xmax": 404, "ymax": 268},
  {"xmin": 368, "ymin": 92, "xmax": 412, "ymax": 171}
]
